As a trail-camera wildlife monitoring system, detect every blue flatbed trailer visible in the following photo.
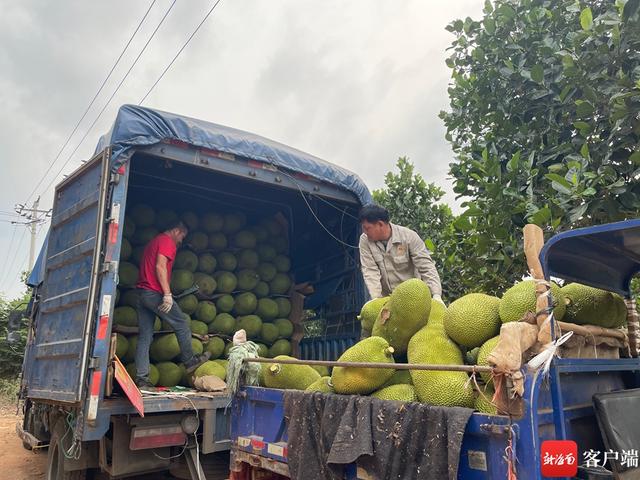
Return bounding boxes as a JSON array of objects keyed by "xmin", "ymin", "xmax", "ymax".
[
  {"xmin": 229, "ymin": 220, "xmax": 640, "ymax": 480},
  {"xmin": 18, "ymin": 105, "xmax": 370, "ymax": 479}
]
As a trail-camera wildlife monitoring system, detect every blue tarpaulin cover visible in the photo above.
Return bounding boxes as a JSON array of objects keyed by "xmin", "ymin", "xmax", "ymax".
[{"xmin": 27, "ymin": 104, "xmax": 371, "ymax": 287}]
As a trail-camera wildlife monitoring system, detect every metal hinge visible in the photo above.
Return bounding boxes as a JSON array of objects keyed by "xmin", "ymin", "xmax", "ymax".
[
  {"xmin": 88, "ymin": 357, "xmax": 101, "ymax": 369},
  {"xmin": 110, "ymin": 173, "xmax": 121, "ymax": 184},
  {"xmin": 101, "ymin": 261, "xmax": 118, "ymax": 274}
]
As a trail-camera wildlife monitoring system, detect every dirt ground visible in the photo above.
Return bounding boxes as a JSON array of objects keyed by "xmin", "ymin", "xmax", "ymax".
[{"xmin": 0, "ymin": 402, "xmax": 47, "ymax": 480}]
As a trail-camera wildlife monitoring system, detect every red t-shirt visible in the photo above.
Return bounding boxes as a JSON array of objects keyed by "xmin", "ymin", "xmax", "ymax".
[{"xmin": 136, "ymin": 233, "xmax": 177, "ymax": 294}]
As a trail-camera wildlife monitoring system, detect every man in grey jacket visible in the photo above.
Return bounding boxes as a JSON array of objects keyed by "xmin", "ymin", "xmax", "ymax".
[{"xmin": 358, "ymin": 204, "xmax": 443, "ymax": 304}]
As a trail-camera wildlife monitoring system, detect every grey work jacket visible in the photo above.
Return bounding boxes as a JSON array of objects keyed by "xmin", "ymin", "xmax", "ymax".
[{"xmin": 359, "ymin": 223, "xmax": 442, "ymax": 299}]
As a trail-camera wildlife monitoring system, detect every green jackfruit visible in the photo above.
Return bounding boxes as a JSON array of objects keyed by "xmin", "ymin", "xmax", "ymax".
[
  {"xmin": 268, "ymin": 339, "xmax": 292, "ymax": 357},
  {"xmin": 444, "ymin": 293, "xmax": 500, "ymax": 348},
  {"xmin": 192, "ymin": 338, "xmax": 204, "ymax": 356},
  {"xmin": 130, "ymin": 204, "xmax": 155, "ymax": 227},
  {"xmin": 155, "ymin": 209, "xmax": 179, "ymax": 231},
  {"xmin": 123, "ymin": 335, "xmax": 138, "ymax": 363},
  {"xmin": 305, "ymin": 376, "xmax": 334, "ymax": 393},
  {"xmin": 273, "ymin": 255, "xmax": 291, "ymax": 273},
  {"xmin": 234, "ymin": 292, "xmax": 258, "ymax": 315},
  {"xmin": 262, "ymin": 218, "xmax": 283, "ymax": 236},
  {"xmin": 118, "ymin": 262, "xmax": 139, "ymax": 288},
  {"xmin": 223, "ymin": 213, "xmax": 246, "ymax": 233},
  {"xmin": 562, "ymin": 283, "xmax": 627, "ymax": 328},
  {"xmin": 208, "ymin": 232, "xmax": 227, "ymax": 251},
  {"xmin": 123, "ymin": 216, "xmax": 136, "ymax": 239},
  {"xmin": 372, "ymin": 279, "xmax": 431, "ymax": 354},
  {"xmin": 427, "ymin": 298, "xmax": 447, "ymax": 329},
  {"xmin": 238, "ymin": 250, "xmax": 259, "ymax": 269},
  {"xmin": 358, "ymin": 297, "xmax": 390, "ymax": 332},
  {"xmin": 499, "ymin": 280, "xmax": 566, "ymax": 323},
  {"xmin": 257, "ymin": 244, "xmax": 277, "ymax": 261},
  {"xmin": 181, "ymin": 211, "xmax": 199, "ymax": 230},
  {"xmin": 171, "ymin": 270, "xmax": 194, "ymax": 294},
  {"xmin": 270, "ymin": 273, "xmax": 291, "ymax": 295},
  {"xmin": 312, "ymin": 365, "xmax": 330, "ymax": 377},
  {"xmin": 238, "ymin": 315, "xmax": 263, "ymax": 338},
  {"xmin": 237, "ymin": 270, "xmax": 260, "ymax": 291},
  {"xmin": 178, "ymin": 294, "xmax": 199, "ymax": 315},
  {"xmin": 260, "ymin": 323, "xmax": 279, "ymax": 344},
  {"xmin": 331, "ymin": 336, "xmax": 395, "ymax": 395},
  {"xmin": 477, "ymin": 336, "xmax": 499, "ymax": 383},
  {"xmin": 252, "ymin": 226, "xmax": 269, "ymax": 243},
  {"xmin": 224, "ymin": 342, "xmax": 233, "ymax": 358},
  {"xmin": 120, "ymin": 238, "xmax": 132, "ymax": 261},
  {"xmin": 126, "ymin": 362, "xmax": 159, "ymax": 385},
  {"xmin": 380, "ymin": 369, "xmax": 412, "ymax": 388},
  {"xmin": 187, "ymin": 231, "xmax": 209, "ymax": 252},
  {"xmin": 206, "ymin": 337, "xmax": 226, "ymax": 359},
  {"xmin": 193, "ymin": 361, "xmax": 227, "ymax": 381},
  {"xmin": 195, "ymin": 301, "xmax": 217, "ymax": 323},
  {"xmin": 119, "ymin": 289, "xmax": 140, "ymax": 308},
  {"xmin": 256, "ymin": 343, "xmax": 269, "ymax": 357},
  {"xmin": 132, "ymin": 246, "xmax": 145, "ymax": 265},
  {"xmin": 191, "ymin": 320, "xmax": 209, "ymax": 336},
  {"xmin": 174, "ymin": 251, "xmax": 198, "ymax": 272},
  {"xmin": 275, "ymin": 298, "xmax": 291, "ymax": 318},
  {"xmin": 198, "ymin": 253, "xmax": 217, "ymax": 273},
  {"xmin": 194, "ymin": 272, "xmax": 217, "ymax": 296},
  {"xmin": 233, "ymin": 230, "xmax": 257, "ymax": 249},
  {"xmin": 465, "ymin": 347, "xmax": 480, "ymax": 366},
  {"xmin": 201, "ymin": 213, "xmax": 224, "ymax": 233},
  {"xmin": 215, "ymin": 272, "xmax": 237, "ymax": 293},
  {"xmin": 150, "ymin": 334, "xmax": 181, "ymax": 362},
  {"xmin": 114, "ymin": 306, "xmax": 137, "ymax": 327},
  {"xmin": 270, "ymin": 236, "xmax": 288, "ymax": 254},
  {"xmin": 257, "ymin": 298, "xmax": 279, "ymax": 320},
  {"xmin": 115, "ymin": 334, "xmax": 129, "ymax": 358},
  {"xmin": 475, "ymin": 386, "xmax": 498, "ymax": 415},
  {"xmin": 371, "ymin": 384, "xmax": 417, "ymax": 402},
  {"xmin": 257, "ymin": 263, "xmax": 277, "ymax": 282},
  {"xmin": 209, "ymin": 313, "xmax": 236, "ymax": 335},
  {"xmin": 264, "ymin": 355, "xmax": 320, "ymax": 390},
  {"xmin": 216, "ymin": 294, "xmax": 234, "ymax": 312},
  {"xmin": 156, "ymin": 361, "xmax": 183, "ymax": 387},
  {"xmin": 253, "ymin": 281, "xmax": 269, "ymax": 298},
  {"xmin": 132, "ymin": 227, "xmax": 159, "ymax": 246},
  {"xmin": 274, "ymin": 318, "xmax": 293, "ymax": 338}
]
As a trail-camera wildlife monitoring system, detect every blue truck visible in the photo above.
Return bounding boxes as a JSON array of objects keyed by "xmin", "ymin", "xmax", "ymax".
[{"xmin": 18, "ymin": 105, "xmax": 370, "ymax": 479}]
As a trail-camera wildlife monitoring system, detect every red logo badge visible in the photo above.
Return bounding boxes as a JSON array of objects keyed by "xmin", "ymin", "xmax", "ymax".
[{"xmin": 540, "ymin": 440, "xmax": 578, "ymax": 477}]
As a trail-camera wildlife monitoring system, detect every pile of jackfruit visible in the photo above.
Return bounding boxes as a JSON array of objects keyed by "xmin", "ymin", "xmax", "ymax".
[
  {"xmin": 260, "ymin": 278, "xmax": 627, "ymax": 416},
  {"xmin": 114, "ymin": 204, "xmax": 295, "ymax": 388}
]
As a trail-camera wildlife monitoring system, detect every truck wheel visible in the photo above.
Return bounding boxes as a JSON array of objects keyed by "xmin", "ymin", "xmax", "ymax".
[{"xmin": 46, "ymin": 418, "xmax": 86, "ymax": 480}]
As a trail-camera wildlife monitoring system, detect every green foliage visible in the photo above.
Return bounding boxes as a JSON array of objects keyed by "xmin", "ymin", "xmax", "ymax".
[
  {"xmin": 0, "ymin": 289, "xmax": 31, "ymax": 378},
  {"xmin": 441, "ymin": 0, "xmax": 640, "ymax": 293}
]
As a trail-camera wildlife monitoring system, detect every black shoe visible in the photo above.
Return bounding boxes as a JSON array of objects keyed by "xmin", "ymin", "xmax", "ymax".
[
  {"xmin": 136, "ymin": 379, "xmax": 155, "ymax": 392},
  {"xmin": 185, "ymin": 352, "xmax": 211, "ymax": 374}
]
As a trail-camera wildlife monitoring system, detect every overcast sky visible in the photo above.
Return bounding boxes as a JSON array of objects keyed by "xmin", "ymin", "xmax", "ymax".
[{"xmin": 0, "ymin": 0, "xmax": 483, "ymax": 298}]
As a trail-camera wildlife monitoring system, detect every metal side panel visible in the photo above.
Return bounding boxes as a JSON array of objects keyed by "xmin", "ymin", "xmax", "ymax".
[{"xmin": 26, "ymin": 149, "xmax": 111, "ymax": 403}]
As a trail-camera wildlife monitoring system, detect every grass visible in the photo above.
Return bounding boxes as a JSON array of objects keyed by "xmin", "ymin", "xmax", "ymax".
[{"xmin": 0, "ymin": 376, "xmax": 20, "ymax": 406}]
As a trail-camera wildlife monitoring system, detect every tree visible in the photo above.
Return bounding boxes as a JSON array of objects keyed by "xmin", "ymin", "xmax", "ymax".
[{"xmin": 441, "ymin": 0, "xmax": 640, "ymax": 293}]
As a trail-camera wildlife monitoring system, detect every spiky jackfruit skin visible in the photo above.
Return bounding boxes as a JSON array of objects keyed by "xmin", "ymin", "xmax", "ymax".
[
  {"xmin": 444, "ymin": 293, "xmax": 500, "ymax": 348},
  {"xmin": 311, "ymin": 365, "xmax": 330, "ymax": 377},
  {"xmin": 475, "ymin": 386, "xmax": 498, "ymax": 415},
  {"xmin": 477, "ymin": 336, "xmax": 499, "ymax": 384},
  {"xmin": 372, "ymin": 279, "xmax": 431, "ymax": 354},
  {"xmin": 380, "ymin": 369, "xmax": 413, "ymax": 388},
  {"xmin": 562, "ymin": 283, "xmax": 627, "ymax": 328},
  {"xmin": 499, "ymin": 280, "xmax": 566, "ymax": 324},
  {"xmin": 407, "ymin": 326, "xmax": 473, "ymax": 407},
  {"xmin": 331, "ymin": 336, "xmax": 395, "ymax": 395},
  {"xmin": 371, "ymin": 384, "xmax": 417, "ymax": 402},
  {"xmin": 305, "ymin": 376, "xmax": 334, "ymax": 393},
  {"xmin": 264, "ymin": 355, "xmax": 320, "ymax": 390},
  {"xmin": 426, "ymin": 299, "xmax": 447, "ymax": 329},
  {"xmin": 357, "ymin": 297, "xmax": 390, "ymax": 332}
]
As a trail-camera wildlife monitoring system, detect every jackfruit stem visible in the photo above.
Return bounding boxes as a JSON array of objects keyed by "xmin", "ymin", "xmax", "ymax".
[
  {"xmin": 385, "ymin": 347, "xmax": 395, "ymax": 356},
  {"xmin": 269, "ymin": 364, "xmax": 281, "ymax": 375}
]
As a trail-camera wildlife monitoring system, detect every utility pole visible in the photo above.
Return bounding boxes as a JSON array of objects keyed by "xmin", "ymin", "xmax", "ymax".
[{"xmin": 14, "ymin": 197, "xmax": 51, "ymax": 271}]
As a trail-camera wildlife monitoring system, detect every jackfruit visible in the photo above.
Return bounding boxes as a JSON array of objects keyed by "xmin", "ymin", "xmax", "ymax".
[
  {"xmin": 256, "ymin": 343, "xmax": 269, "ymax": 357},
  {"xmin": 216, "ymin": 294, "xmax": 235, "ymax": 312},
  {"xmin": 209, "ymin": 313, "xmax": 236, "ymax": 335},
  {"xmin": 216, "ymin": 252, "xmax": 237, "ymax": 272},
  {"xmin": 465, "ymin": 347, "xmax": 480, "ymax": 366},
  {"xmin": 264, "ymin": 355, "xmax": 320, "ymax": 390},
  {"xmin": 407, "ymin": 325, "xmax": 473, "ymax": 407},
  {"xmin": 119, "ymin": 289, "xmax": 140, "ymax": 308},
  {"xmin": 191, "ymin": 320, "xmax": 209, "ymax": 336},
  {"xmin": 115, "ymin": 333, "xmax": 129, "ymax": 358},
  {"xmin": 477, "ymin": 336, "xmax": 499, "ymax": 383},
  {"xmin": 195, "ymin": 301, "xmax": 217, "ymax": 323},
  {"xmin": 206, "ymin": 337, "xmax": 226, "ymax": 359},
  {"xmin": 562, "ymin": 283, "xmax": 627, "ymax": 328},
  {"xmin": 201, "ymin": 213, "xmax": 224, "ymax": 233},
  {"xmin": 275, "ymin": 298, "xmax": 291, "ymax": 318},
  {"xmin": 371, "ymin": 384, "xmax": 417, "ymax": 402},
  {"xmin": 132, "ymin": 227, "xmax": 159, "ymax": 246},
  {"xmin": 208, "ymin": 232, "xmax": 227, "ymax": 251},
  {"xmin": 187, "ymin": 231, "xmax": 209, "ymax": 252},
  {"xmin": 238, "ymin": 315, "xmax": 263, "ymax": 338},
  {"xmin": 257, "ymin": 263, "xmax": 277, "ymax": 282},
  {"xmin": 269, "ymin": 273, "xmax": 291, "ymax": 295},
  {"xmin": 475, "ymin": 386, "xmax": 498, "ymax": 415},
  {"xmin": 214, "ymin": 272, "xmax": 236, "ymax": 293},
  {"xmin": 150, "ymin": 334, "xmax": 181, "ymax": 362},
  {"xmin": 260, "ymin": 323, "xmax": 279, "ymax": 344},
  {"xmin": 252, "ymin": 226, "xmax": 269, "ymax": 243},
  {"xmin": 270, "ymin": 236, "xmax": 288, "ymax": 254},
  {"xmin": 181, "ymin": 211, "xmax": 199, "ymax": 230},
  {"xmin": 132, "ymin": 246, "xmax": 145, "ymax": 265},
  {"xmin": 262, "ymin": 218, "xmax": 283, "ymax": 236},
  {"xmin": 358, "ymin": 297, "xmax": 390, "ymax": 332},
  {"xmin": 257, "ymin": 244, "xmax": 277, "ymax": 261},
  {"xmin": 130, "ymin": 204, "xmax": 155, "ymax": 227},
  {"xmin": 234, "ymin": 292, "xmax": 258, "ymax": 315},
  {"xmin": 305, "ymin": 376, "xmax": 334, "ymax": 393},
  {"xmin": 114, "ymin": 306, "xmax": 137, "ymax": 327},
  {"xmin": 193, "ymin": 273, "xmax": 216, "ymax": 296},
  {"xmin": 380, "ymin": 369, "xmax": 412, "ymax": 388},
  {"xmin": 178, "ymin": 294, "xmax": 199, "ymax": 315},
  {"xmin": 123, "ymin": 216, "xmax": 136, "ymax": 239},
  {"xmin": 233, "ymin": 230, "xmax": 257, "ymax": 249},
  {"xmin": 223, "ymin": 213, "xmax": 246, "ymax": 233},
  {"xmin": 118, "ymin": 262, "xmax": 139, "ymax": 288},
  {"xmin": 171, "ymin": 270, "xmax": 194, "ymax": 294},
  {"xmin": 115, "ymin": 288, "xmax": 121, "ymax": 306},
  {"xmin": 237, "ymin": 270, "xmax": 260, "ymax": 291},
  {"xmin": 253, "ymin": 281, "xmax": 269, "ymax": 298},
  {"xmin": 198, "ymin": 253, "xmax": 217, "ymax": 273},
  {"xmin": 123, "ymin": 335, "xmax": 138, "ymax": 363},
  {"xmin": 372, "ymin": 279, "xmax": 431, "ymax": 354},
  {"xmin": 444, "ymin": 293, "xmax": 500, "ymax": 348},
  {"xmin": 191, "ymin": 338, "xmax": 204, "ymax": 356},
  {"xmin": 274, "ymin": 318, "xmax": 294, "ymax": 338},
  {"xmin": 238, "ymin": 250, "xmax": 259, "ymax": 269},
  {"xmin": 156, "ymin": 362, "xmax": 183, "ymax": 387},
  {"xmin": 120, "ymin": 238, "xmax": 132, "ymax": 261},
  {"xmin": 193, "ymin": 360, "xmax": 227, "ymax": 381},
  {"xmin": 273, "ymin": 255, "xmax": 291, "ymax": 273},
  {"xmin": 312, "ymin": 365, "xmax": 330, "ymax": 377},
  {"xmin": 499, "ymin": 280, "xmax": 566, "ymax": 324},
  {"xmin": 427, "ymin": 298, "xmax": 447, "ymax": 330},
  {"xmin": 126, "ymin": 362, "xmax": 159, "ymax": 385},
  {"xmin": 174, "ymin": 251, "xmax": 198, "ymax": 272},
  {"xmin": 257, "ymin": 298, "xmax": 279, "ymax": 320},
  {"xmin": 268, "ymin": 339, "xmax": 292, "ymax": 357},
  {"xmin": 155, "ymin": 209, "xmax": 179, "ymax": 231},
  {"xmin": 331, "ymin": 336, "xmax": 395, "ymax": 394},
  {"xmin": 224, "ymin": 342, "xmax": 233, "ymax": 358}
]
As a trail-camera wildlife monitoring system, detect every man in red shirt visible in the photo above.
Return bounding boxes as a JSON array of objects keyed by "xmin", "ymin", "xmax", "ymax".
[{"xmin": 134, "ymin": 220, "xmax": 209, "ymax": 389}]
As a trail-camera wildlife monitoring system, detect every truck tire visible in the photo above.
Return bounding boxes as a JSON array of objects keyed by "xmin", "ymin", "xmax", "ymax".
[{"xmin": 46, "ymin": 418, "xmax": 86, "ymax": 480}]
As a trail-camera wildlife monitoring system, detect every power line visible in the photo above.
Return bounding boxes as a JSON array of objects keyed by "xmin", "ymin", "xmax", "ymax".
[
  {"xmin": 139, "ymin": 0, "xmax": 225, "ymax": 105},
  {"xmin": 37, "ymin": 0, "xmax": 179, "ymax": 200},
  {"xmin": 0, "ymin": 225, "xmax": 18, "ymax": 283},
  {"xmin": 0, "ymin": 228, "xmax": 27, "ymax": 291},
  {"xmin": 23, "ymin": 0, "xmax": 159, "ymax": 206}
]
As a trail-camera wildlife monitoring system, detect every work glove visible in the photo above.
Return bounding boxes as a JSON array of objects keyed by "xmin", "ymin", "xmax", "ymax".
[
  {"xmin": 433, "ymin": 294, "xmax": 445, "ymax": 306},
  {"xmin": 158, "ymin": 294, "xmax": 173, "ymax": 313}
]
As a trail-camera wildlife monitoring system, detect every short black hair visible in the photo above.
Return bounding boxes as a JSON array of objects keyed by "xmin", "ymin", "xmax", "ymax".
[
  {"xmin": 165, "ymin": 219, "xmax": 188, "ymax": 232},
  {"xmin": 359, "ymin": 204, "xmax": 390, "ymax": 223}
]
